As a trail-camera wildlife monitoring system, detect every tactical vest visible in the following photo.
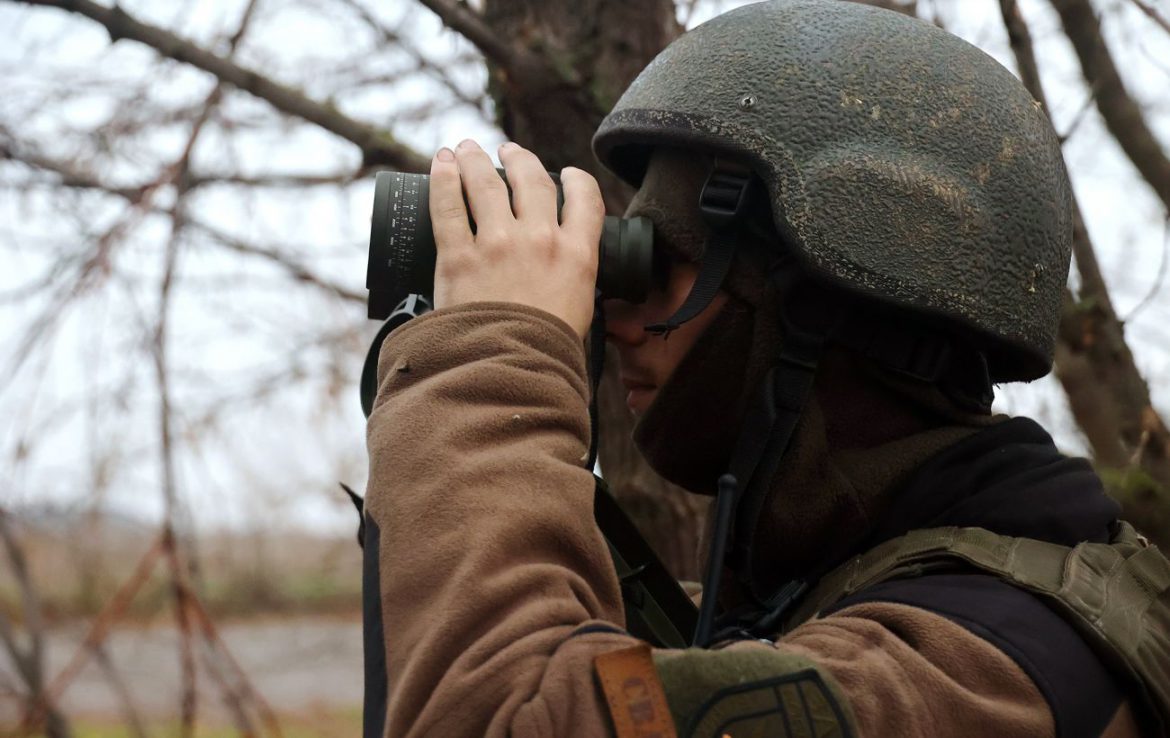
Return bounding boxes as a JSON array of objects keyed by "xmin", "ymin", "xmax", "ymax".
[{"xmin": 778, "ymin": 523, "xmax": 1170, "ymax": 736}]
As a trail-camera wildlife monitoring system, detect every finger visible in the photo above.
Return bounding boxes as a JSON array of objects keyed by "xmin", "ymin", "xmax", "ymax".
[
  {"xmin": 429, "ymin": 147, "xmax": 473, "ymax": 254},
  {"xmin": 559, "ymin": 166, "xmax": 605, "ymax": 257},
  {"xmin": 498, "ymin": 142, "xmax": 558, "ymax": 227},
  {"xmin": 453, "ymin": 139, "xmax": 513, "ymax": 236}
]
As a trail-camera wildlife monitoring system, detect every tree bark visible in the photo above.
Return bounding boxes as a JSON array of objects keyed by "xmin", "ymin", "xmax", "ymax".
[{"xmin": 474, "ymin": 0, "xmax": 712, "ymax": 579}]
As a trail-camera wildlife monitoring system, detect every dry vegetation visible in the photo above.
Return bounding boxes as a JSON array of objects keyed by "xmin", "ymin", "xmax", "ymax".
[{"xmin": 0, "ymin": 514, "xmax": 360, "ymax": 624}]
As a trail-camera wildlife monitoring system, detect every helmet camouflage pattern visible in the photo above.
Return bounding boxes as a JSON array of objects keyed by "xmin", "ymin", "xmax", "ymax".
[{"xmin": 594, "ymin": 0, "xmax": 1073, "ymax": 381}]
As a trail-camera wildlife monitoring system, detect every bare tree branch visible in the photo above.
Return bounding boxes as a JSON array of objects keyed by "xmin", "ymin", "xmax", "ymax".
[
  {"xmin": 0, "ymin": 508, "xmax": 72, "ymax": 737},
  {"xmin": 1, "ymin": 137, "xmax": 147, "ymax": 200},
  {"xmin": 1005, "ymin": 0, "xmax": 1170, "ymax": 544},
  {"xmin": 1058, "ymin": 92, "xmax": 1097, "ymax": 142},
  {"xmin": 2, "ymin": 136, "xmax": 364, "ymax": 304},
  {"xmin": 678, "ymin": 0, "xmax": 702, "ymax": 27},
  {"xmin": 193, "ymin": 224, "xmax": 366, "ymax": 304},
  {"xmin": 999, "ymin": 0, "xmax": 1045, "ymax": 104},
  {"xmin": 999, "ymin": 0, "xmax": 1116, "ymax": 309},
  {"xmin": 1124, "ymin": 216, "xmax": 1170, "ymax": 321},
  {"xmin": 337, "ymin": 0, "xmax": 489, "ymax": 113},
  {"xmin": 10, "ymin": 0, "xmax": 431, "ymax": 172},
  {"xmin": 3, "ymin": 138, "xmax": 362, "ymax": 193},
  {"xmin": 1131, "ymin": 0, "xmax": 1170, "ymax": 36},
  {"xmin": 91, "ymin": 643, "xmax": 148, "ymax": 738},
  {"xmin": 185, "ymin": 170, "xmax": 363, "ymax": 189},
  {"xmin": 44, "ymin": 535, "xmax": 165, "ymax": 723},
  {"xmin": 415, "ymin": 0, "xmax": 521, "ymax": 71},
  {"xmin": 1049, "ymin": 0, "xmax": 1170, "ymax": 211}
]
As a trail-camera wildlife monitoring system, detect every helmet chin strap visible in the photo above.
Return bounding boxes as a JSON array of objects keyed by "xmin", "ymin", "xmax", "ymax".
[
  {"xmin": 693, "ymin": 271, "xmax": 835, "ymax": 646},
  {"xmin": 694, "ymin": 278, "xmax": 994, "ymax": 646},
  {"xmin": 633, "ymin": 158, "xmax": 995, "ymax": 646},
  {"xmin": 644, "ymin": 159, "xmax": 755, "ymax": 337}
]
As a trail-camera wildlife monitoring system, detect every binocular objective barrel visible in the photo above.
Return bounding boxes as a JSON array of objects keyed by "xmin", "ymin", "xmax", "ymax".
[{"xmin": 366, "ymin": 171, "xmax": 654, "ymax": 320}]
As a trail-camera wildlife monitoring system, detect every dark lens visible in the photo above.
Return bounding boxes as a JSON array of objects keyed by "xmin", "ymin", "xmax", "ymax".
[
  {"xmin": 598, "ymin": 216, "xmax": 653, "ymax": 303},
  {"xmin": 367, "ymin": 172, "xmax": 435, "ymax": 320},
  {"xmin": 367, "ymin": 170, "xmax": 655, "ymax": 318}
]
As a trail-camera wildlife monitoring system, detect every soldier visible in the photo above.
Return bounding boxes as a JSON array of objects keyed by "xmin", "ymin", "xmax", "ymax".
[{"xmin": 362, "ymin": 1, "xmax": 1170, "ymax": 736}]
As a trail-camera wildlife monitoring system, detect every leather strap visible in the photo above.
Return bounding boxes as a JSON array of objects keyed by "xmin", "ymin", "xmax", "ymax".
[
  {"xmin": 595, "ymin": 645, "xmax": 678, "ymax": 738},
  {"xmin": 594, "ymin": 477, "xmax": 699, "ymax": 650}
]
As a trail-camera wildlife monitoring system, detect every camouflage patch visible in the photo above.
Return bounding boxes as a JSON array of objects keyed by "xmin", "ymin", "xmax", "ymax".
[
  {"xmin": 684, "ymin": 669, "xmax": 853, "ymax": 738},
  {"xmin": 652, "ymin": 647, "xmax": 855, "ymax": 738}
]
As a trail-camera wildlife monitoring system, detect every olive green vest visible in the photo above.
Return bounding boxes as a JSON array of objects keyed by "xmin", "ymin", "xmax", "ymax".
[{"xmin": 780, "ymin": 523, "xmax": 1170, "ymax": 735}]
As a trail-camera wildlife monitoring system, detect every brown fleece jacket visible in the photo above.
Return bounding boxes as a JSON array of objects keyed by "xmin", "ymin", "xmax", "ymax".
[{"xmin": 366, "ymin": 304, "xmax": 1139, "ymax": 738}]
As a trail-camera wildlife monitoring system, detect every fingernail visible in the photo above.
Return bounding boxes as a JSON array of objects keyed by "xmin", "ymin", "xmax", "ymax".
[
  {"xmin": 457, "ymin": 138, "xmax": 477, "ymax": 149},
  {"xmin": 500, "ymin": 141, "xmax": 518, "ymax": 152},
  {"xmin": 436, "ymin": 147, "xmax": 454, "ymax": 162}
]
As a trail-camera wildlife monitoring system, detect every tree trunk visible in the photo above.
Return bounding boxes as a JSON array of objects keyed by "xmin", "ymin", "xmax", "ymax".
[
  {"xmin": 1000, "ymin": 0, "xmax": 1170, "ymax": 547},
  {"xmin": 1045, "ymin": 0, "xmax": 1170, "ymax": 546},
  {"xmin": 480, "ymin": 0, "xmax": 710, "ymax": 579}
]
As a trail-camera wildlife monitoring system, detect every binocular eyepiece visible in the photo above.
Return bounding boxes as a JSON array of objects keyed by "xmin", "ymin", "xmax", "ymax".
[{"xmin": 365, "ymin": 170, "xmax": 654, "ymax": 320}]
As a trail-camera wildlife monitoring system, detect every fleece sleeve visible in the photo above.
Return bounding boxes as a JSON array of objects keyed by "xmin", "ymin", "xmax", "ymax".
[
  {"xmin": 364, "ymin": 302, "xmax": 639, "ymax": 738},
  {"xmin": 363, "ymin": 303, "xmax": 1140, "ymax": 738}
]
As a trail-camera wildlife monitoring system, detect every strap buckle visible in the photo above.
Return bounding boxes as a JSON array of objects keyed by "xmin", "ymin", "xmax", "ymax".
[{"xmin": 699, "ymin": 160, "xmax": 755, "ymax": 231}]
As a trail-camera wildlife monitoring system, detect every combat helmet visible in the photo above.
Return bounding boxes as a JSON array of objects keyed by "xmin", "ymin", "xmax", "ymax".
[
  {"xmin": 594, "ymin": 0, "xmax": 1073, "ymax": 383},
  {"xmin": 593, "ymin": 0, "xmax": 1075, "ymax": 645}
]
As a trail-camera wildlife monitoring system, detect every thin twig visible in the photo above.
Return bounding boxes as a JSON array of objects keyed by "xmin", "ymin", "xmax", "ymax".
[
  {"xmin": 194, "ymin": 226, "xmax": 366, "ymax": 303},
  {"xmin": 336, "ymin": 0, "xmax": 489, "ymax": 112},
  {"xmin": 414, "ymin": 0, "xmax": 518, "ymax": 70},
  {"xmin": 163, "ymin": 535, "xmax": 198, "ymax": 738},
  {"xmin": 91, "ymin": 643, "xmax": 148, "ymax": 738},
  {"xmin": 0, "ymin": 510, "xmax": 45, "ymax": 686},
  {"xmin": 195, "ymin": 632, "xmax": 260, "ymax": 738},
  {"xmin": 0, "ymin": 509, "xmax": 73, "ymax": 738},
  {"xmin": 185, "ymin": 171, "xmax": 363, "ymax": 189},
  {"xmin": 185, "ymin": 589, "xmax": 283, "ymax": 738},
  {"xmin": 1058, "ymin": 92, "xmax": 1097, "ymax": 142},
  {"xmin": 11, "ymin": 0, "xmax": 429, "ymax": 171},
  {"xmin": 999, "ymin": 0, "xmax": 1119, "ymax": 316},
  {"xmin": 679, "ymin": 0, "xmax": 702, "ymax": 27},
  {"xmin": 1049, "ymin": 0, "xmax": 1170, "ymax": 212},
  {"xmin": 2, "ymin": 141, "xmax": 364, "ymax": 304},
  {"xmin": 1122, "ymin": 215, "xmax": 1170, "ymax": 321},
  {"xmin": 44, "ymin": 535, "xmax": 165, "ymax": 706},
  {"xmin": 1131, "ymin": 0, "xmax": 1170, "ymax": 35},
  {"xmin": 149, "ymin": 4, "xmax": 265, "ymax": 729}
]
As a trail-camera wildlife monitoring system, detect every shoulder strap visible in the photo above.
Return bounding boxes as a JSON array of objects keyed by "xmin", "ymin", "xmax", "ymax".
[
  {"xmin": 783, "ymin": 524, "xmax": 1170, "ymax": 736},
  {"xmin": 594, "ymin": 477, "xmax": 699, "ymax": 649}
]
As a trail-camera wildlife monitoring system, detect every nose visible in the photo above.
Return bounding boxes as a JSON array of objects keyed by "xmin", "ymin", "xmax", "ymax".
[{"xmin": 602, "ymin": 298, "xmax": 647, "ymax": 346}]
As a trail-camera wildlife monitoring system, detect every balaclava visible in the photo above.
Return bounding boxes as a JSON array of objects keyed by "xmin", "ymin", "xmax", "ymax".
[{"xmin": 626, "ymin": 149, "xmax": 1002, "ymax": 598}]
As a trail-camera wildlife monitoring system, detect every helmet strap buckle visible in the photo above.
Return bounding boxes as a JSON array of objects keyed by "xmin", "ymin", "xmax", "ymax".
[
  {"xmin": 644, "ymin": 159, "xmax": 756, "ymax": 337},
  {"xmin": 698, "ymin": 159, "xmax": 756, "ymax": 231}
]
